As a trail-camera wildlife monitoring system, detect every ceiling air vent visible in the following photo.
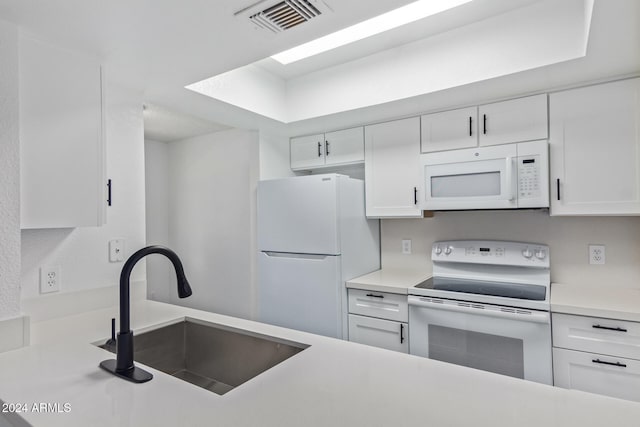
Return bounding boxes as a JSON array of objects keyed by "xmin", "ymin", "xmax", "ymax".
[{"xmin": 238, "ymin": 0, "xmax": 329, "ymax": 33}]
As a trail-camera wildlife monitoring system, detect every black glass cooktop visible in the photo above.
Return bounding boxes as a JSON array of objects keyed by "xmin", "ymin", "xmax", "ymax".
[{"xmin": 415, "ymin": 277, "xmax": 547, "ymax": 301}]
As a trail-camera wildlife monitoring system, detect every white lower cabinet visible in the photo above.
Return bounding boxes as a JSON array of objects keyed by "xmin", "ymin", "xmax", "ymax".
[
  {"xmin": 348, "ymin": 314, "xmax": 408, "ymax": 353},
  {"xmin": 552, "ymin": 313, "xmax": 640, "ymax": 402},
  {"xmin": 553, "ymin": 348, "xmax": 640, "ymax": 402},
  {"xmin": 347, "ymin": 289, "xmax": 409, "ymax": 353}
]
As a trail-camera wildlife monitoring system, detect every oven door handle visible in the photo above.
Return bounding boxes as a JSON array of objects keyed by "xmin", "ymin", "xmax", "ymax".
[{"xmin": 408, "ymin": 296, "xmax": 550, "ymax": 324}]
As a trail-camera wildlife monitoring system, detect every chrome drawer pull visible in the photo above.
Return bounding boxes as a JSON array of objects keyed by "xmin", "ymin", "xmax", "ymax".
[
  {"xmin": 592, "ymin": 324, "xmax": 627, "ymax": 332},
  {"xmin": 365, "ymin": 293, "xmax": 384, "ymax": 299},
  {"xmin": 592, "ymin": 359, "xmax": 627, "ymax": 368}
]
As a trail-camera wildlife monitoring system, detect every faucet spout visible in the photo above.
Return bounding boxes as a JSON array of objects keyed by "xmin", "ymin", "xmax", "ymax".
[{"xmin": 99, "ymin": 245, "xmax": 192, "ymax": 383}]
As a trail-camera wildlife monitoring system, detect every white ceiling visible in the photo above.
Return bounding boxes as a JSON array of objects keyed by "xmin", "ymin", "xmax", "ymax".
[
  {"xmin": 0, "ymin": 0, "xmax": 638, "ymax": 137},
  {"xmin": 188, "ymin": 0, "xmax": 596, "ymax": 123},
  {"xmin": 0, "ymin": 0, "xmax": 417, "ymax": 92},
  {"xmin": 254, "ymin": 0, "xmax": 539, "ymax": 80},
  {"xmin": 143, "ymin": 104, "xmax": 230, "ymax": 143}
]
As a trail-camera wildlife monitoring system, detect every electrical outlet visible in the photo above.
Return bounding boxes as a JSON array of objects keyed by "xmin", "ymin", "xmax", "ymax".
[
  {"xmin": 40, "ymin": 266, "xmax": 61, "ymax": 293},
  {"xmin": 589, "ymin": 244, "xmax": 606, "ymax": 265},
  {"xmin": 402, "ymin": 239, "xmax": 412, "ymax": 255}
]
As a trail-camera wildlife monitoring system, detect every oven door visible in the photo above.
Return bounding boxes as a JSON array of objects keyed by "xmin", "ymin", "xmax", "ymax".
[
  {"xmin": 420, "ymin": 144, "xmax": 517, "ymax": 210},
  {"xmin": 408, "ymin": 295, "xmax": 552, "ymax": 385}
]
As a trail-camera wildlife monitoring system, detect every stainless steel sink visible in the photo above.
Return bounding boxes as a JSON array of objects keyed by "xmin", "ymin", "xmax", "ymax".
[{"xmin": 98, "ymin": 318, "xmax": 308, "ymax": 395}]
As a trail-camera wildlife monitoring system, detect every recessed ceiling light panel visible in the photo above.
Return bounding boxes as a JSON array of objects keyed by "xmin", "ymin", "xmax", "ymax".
[{"xmin": 271, "ymin": 0, "xmax": 473, "ymax": 64}]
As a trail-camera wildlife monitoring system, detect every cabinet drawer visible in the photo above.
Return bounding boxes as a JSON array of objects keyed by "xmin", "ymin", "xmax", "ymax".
[
  {"xmin": 552, "ymin": 313, "xmax": 640, "ymax": 360},
  {"xmin": 348, "ymin": 314, "xmax": 408, "ymax": 353},
  {"xmin": 348, "ymin": 289, "xmax": 408, "ymax": 322},
  {"xmin": 553, "ymin": 347, "xmax": 640, "ymax": 402}
]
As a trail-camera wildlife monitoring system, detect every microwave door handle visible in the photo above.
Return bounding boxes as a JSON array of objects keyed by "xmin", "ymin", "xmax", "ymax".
[{"xmin": 505, "ymin": 157, "xmax": 515, "ymax": 201}]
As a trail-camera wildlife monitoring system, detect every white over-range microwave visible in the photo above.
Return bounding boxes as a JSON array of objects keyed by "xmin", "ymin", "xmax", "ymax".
[{"xmin": 419, "ymin": 140, "xmax": 549, "ymax": 211}]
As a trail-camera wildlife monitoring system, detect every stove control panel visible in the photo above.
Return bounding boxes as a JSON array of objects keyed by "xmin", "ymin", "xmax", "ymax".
[{"xmin": 432, "ymin": 240, "xmax": 549, "ymax": 268}]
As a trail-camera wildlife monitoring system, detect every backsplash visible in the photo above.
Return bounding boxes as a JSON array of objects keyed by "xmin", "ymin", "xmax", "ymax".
[{"xmin": 381, "ymin": 210, "xmax": 640, "ymax": 288}]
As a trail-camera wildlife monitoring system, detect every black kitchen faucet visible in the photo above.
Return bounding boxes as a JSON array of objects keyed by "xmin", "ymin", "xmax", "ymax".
[{"xmin": 99, "ymin": 245, "xmax": 192, "ymax": 383}]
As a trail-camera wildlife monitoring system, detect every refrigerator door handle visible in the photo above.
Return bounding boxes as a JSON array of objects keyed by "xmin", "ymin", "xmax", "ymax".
[{"xmin": 263, "ymin": 251, "xmax": 330, "ymax": 260}]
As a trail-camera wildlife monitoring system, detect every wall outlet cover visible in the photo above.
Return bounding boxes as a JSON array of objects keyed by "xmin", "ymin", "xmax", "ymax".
[
  {"xmin": 40, "ymin": 266, "xmax": 61, "ymax": 293},
  {"xmin": 109, "ymin": 239, "xmax": 125, "ymax": 262},
  {"xmin": 402, "ymin": 239, "xmax": 412, "ymax": 255},
  {"xmin": 589, "ymin": 244, "xmax": 606, "ymax": 265}
]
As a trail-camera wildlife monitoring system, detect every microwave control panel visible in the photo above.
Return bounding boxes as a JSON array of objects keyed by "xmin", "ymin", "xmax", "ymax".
[{"xmin": 517, "ymin": 155, "xmax": 541, "ymax": 200}]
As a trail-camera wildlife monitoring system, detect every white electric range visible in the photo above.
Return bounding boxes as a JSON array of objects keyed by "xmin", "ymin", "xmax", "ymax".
[{"xmin": 408, "ymin": 240, "xmax": 552, "ymax": 384}]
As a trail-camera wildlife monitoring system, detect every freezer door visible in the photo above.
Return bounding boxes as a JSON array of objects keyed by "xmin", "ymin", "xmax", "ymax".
[
  {"xmin": 258, "ymin": 251, "xmax": 343, "ymax": 339},
  {"xmin": 258, "ymin": 175, "xmax": 340, "ymax": 255}
]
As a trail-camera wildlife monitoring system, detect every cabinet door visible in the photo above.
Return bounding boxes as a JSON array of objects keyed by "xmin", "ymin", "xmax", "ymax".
[
  {"xmin": 348, "ymin": 314, "xmax": 408, "ymax": 353},
  {"xmin": 364, "ymin": 117, "xmax": 422, "ymax": 218},
  {"xmin": 20, "ymin": 35, "xmax": 105, "ymax": 228},
  {"xmin": 421, "ymin": 107, "xmax": 477, "ymax": 153},
  {"xmin": 290, "ymin": 134, "xmax": 325, "ymax": 170},
  {"xmin": 553, "ymin": 347, "xmax": 640, "ymax": 402},
  {"xmin": 549, "ymin": 78, "xmax": 640, "ymax": 215},
  {"xmin": 479, "ymin": 94, "xmax": 548, "ymax": 147},
  {"xmin": 324, "ymin": 127, "xmax": 364, "ymax": 166}
]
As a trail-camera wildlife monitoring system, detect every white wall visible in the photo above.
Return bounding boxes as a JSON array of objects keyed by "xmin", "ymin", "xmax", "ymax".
[
  {"xmin": 381, "ymin": 211, "xmax": 640, "ymax": 288},
  {"xmin": 258, "ymin": 132, "xmax": 294, "ymax": 180},
  {"xmin": 146, "ymin": 129, "xmax": 259, "ymax": 320},
  {"xmin": 0, "ymin": 19, "xmax": 21, "ymax": 320},
  {"xmin": 144, "ymin": 139, "xmax": 172, "ymax": 302},
  {"xmin": 21, "ymin": 82, "xmax": 147, "ymax": 302}
]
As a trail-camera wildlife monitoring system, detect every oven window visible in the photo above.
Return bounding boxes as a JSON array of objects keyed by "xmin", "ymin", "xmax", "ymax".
[
  {"xmin": 431, "ymin": 172, "xmax": 500, "ymax": 197},
  {"xmin": 428, "ymin": 325, "xmax": 524, "ymax": 379}
]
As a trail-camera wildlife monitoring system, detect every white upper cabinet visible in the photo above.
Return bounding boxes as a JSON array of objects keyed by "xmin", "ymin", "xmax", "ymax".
[
  {"xmin": 324, "ymin": 127, "xmax": 364, "ymax": 166},
  {"xmin": 20, "ymin": 35, "xmax": 105, "ymax": 229},
  {"xmin": 549, "ymin": 78, "xmax": 640, "ymax": 216},
  {"xmin": 364, "ymin": 117, "xmax": 422, "ymax": 218},
  {"xmin": 290, "ymin": 127, "xmax": 364, "ymax": 170},
  {"xmin": 290, "ymin": 134, "xmax": 325, "ymax": 170},
  {"xmin": 479, "ymin": 94, "xmax": 548, "ymax": 147},
  {"xmin": 421, "ymin": 106, "xmax": 478, "ymax": 153}
]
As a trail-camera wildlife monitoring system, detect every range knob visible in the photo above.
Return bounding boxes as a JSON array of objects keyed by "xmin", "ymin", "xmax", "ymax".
[
  {"xmin": 434, "ymin": 246, "xmax": 442, "ymax": 256},
  {"xmin": 444, "ymin": 246, "xmax": 453, "ymax": 255},
  {"xmin": 522, "ymin": 248, "xmax": 533, "ymax": 259},
  {"xmin": 535, "ymin": 249, "xmax": 546, "ymax": 260}
]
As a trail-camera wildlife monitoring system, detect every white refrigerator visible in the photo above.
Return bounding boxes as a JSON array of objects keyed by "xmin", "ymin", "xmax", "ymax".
[{"xmin": 257, "ymin": 174, "xmax": 380, "ymax": 339}]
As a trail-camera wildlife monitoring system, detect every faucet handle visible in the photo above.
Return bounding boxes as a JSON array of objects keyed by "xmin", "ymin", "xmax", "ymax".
[{"xmin": 103, "ymin": 318, "xmax": 117, "ymax": 353}]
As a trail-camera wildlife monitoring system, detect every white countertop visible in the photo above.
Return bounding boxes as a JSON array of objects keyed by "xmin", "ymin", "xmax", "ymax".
[
  {"xmin": 346, "ymin": 269, "xmax": 431, "ymax": 294},
  {"xmin": 2, "ymin": 299, "xmax": 640, "ymax": 426},
  {"xmin": 551, "ymin": 283, "xmax": 640, "ymax": 322}
]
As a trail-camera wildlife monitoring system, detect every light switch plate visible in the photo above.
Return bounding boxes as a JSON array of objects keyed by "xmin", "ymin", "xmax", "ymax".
[{"xmin": 109, "ymin": 239, "xmax": 125, "ymax": 262}]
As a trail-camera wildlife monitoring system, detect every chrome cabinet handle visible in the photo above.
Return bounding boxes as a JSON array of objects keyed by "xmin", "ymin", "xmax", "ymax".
[
  {"xmin": 592, "ymin": 324, "xmax": 627, "ymax": 332},
  {"xmin": 592, "ymin": 359, "xmax": 627, "ymax": 368}
]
